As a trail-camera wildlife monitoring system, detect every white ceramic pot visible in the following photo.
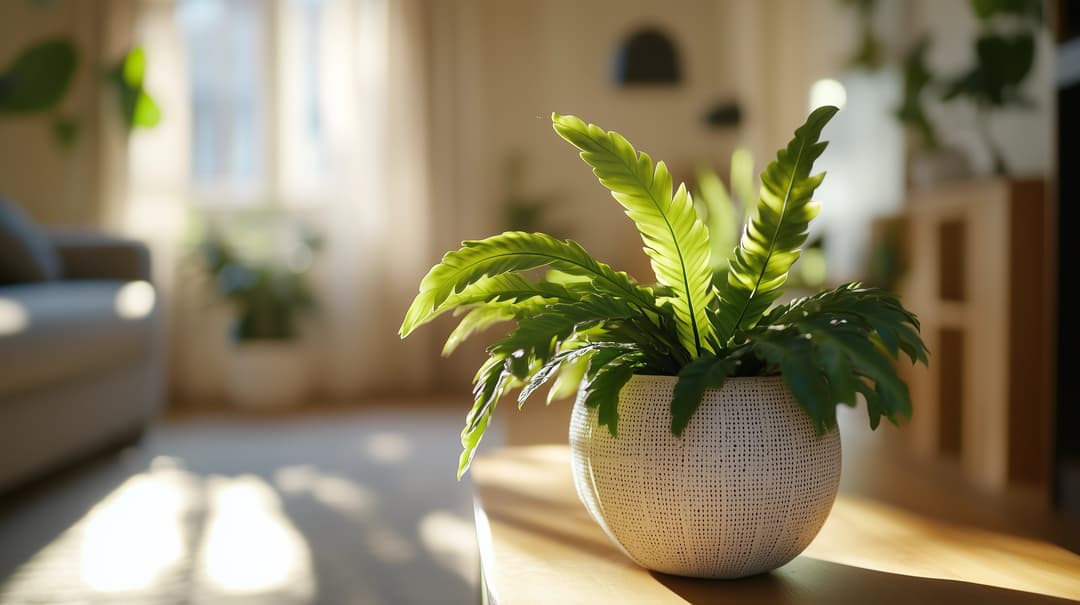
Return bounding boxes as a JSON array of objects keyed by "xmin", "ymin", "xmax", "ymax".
[
  {"xmin": 569, "ymin": 374, "xmax": 841, "ymax": 579},
  {"xmin": 225, "ymin": 342, "xmax": 309, "ymax": 409}
]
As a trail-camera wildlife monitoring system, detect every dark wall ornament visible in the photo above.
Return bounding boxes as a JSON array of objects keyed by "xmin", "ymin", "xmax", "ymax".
[
  {"xmin": 613, "ymin": 27, "xmax": 682, "ymax": 86},
  {"xmin": 703, "ymin": 100, "xmax": 742, "ymax": 128}
]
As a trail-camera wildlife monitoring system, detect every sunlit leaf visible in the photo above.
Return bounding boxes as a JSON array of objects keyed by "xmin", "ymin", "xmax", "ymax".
[
  {"xmin": 714, "ymin": 106, "xmax": 838, "ymax": 342},
  {"xmin": 553, "ymin": 113, "xmax": 716, "ymax": 358}
]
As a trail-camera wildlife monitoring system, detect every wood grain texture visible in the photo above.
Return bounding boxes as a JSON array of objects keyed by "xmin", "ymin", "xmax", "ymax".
[{"xmin": 473, "ymin": 441, "xmax": 1080, "ymax": 604}]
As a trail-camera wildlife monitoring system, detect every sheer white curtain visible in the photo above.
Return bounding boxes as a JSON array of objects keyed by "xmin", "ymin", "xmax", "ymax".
[
  {"xmin": 125, "ymin": 0, "xmax": 437, "ymax": 403},
  {"xmin": 308, "ymin": 0, "xmax": 436, "ymax": 397}
]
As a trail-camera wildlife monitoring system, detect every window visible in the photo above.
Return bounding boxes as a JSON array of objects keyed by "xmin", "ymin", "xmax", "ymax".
[{"xmin": 177, "ymin": 0, "xmax": 326, "ymax": 207}]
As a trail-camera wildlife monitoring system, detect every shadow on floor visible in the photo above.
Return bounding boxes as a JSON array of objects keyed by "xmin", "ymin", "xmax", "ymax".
[{"xmin": 651, "ymin": 558, "xmax": 1079, "ymax": 605}]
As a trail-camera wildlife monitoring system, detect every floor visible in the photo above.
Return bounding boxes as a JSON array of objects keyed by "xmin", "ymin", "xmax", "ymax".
[
  {"xmin": 0, "ymin": 403, "xmax": 495, "ymax": 605},
  {"xmin": 1, "ymin": 402, "xmax": 1077, "ymax": 605}
]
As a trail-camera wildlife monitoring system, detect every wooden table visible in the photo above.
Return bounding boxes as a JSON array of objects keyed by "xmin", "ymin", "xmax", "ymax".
[{"xmin": 472, "ymin": 445, "xmax": 1080, "ymax": 604}]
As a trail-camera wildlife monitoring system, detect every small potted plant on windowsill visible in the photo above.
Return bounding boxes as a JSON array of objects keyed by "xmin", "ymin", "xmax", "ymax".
[
  {"xmin": 196, "ymin": 213, "xmax": 322, "ymax": 409},
  {"xmin": 400, "ymin": 107, "xmax": 928, "ymax": 579}
]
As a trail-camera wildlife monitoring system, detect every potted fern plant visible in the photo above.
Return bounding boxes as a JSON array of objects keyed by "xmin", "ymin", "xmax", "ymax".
[{"xmin": 400, "ymin": 106, "xmax": 928, "ymax": 578}]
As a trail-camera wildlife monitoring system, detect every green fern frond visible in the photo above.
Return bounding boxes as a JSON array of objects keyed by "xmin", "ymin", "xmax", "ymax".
[
  {"xmin": 747, "ymin": 283, "xmax": 927, "ymax": 431},
  {"xmin": 518, "ymin": 341, "xmax": 637, "ymax": 406},
  {"xmin": 714, "ymin": 106, "xmax": 839, "ymax": 343},
  {"xmin": 442, "ymin": 304, "xmax": 519, "ymax": 356},
  {"xmin": 670, "ymin": 348, "xmax": 751, "ymax": 436},
  {"xmin": 441, "ymin": 274, "xmax": 578, "ymax": 310},
  {"xmin": 400, "ymin": 231, "xmax": 656, "ymax": 337},
  {"xmin": 400, "ymin": 108, "xmax": 930, "ymax": 480},
  {"xmin": 582, "ymin": 350, "xmax": 642, "ymax": 437},
  {"xmin": 751, "ymin": 333, "xmax": 837, "ymax": 432},
  {"xmin": 488, "ymin": 297, "xmax": 644, "ymax": 378},
  {"xmin": 458, "ymin": 352, "xmax": 513, "ymax": 478},
  {"xmin": 552, "ymin": 113, "xmax": 716, "ymax": 358},
  {"xmin": 547, "ymin": 351, "xmax": 591, "ymax": 403},
  {"xmin": 760, "ymin": 283, "xmax": 929, "ymax": 366}
]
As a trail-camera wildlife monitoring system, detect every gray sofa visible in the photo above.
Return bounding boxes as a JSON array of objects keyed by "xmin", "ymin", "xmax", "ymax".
[{"xmin": 0, "ymin": 230, "xmax": 164, "ymax": 491}]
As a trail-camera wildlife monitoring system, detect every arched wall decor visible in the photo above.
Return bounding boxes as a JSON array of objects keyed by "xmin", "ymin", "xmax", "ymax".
[{"xmin": 613, "ymin": 27, "xmax": 682, "ymax": 86}]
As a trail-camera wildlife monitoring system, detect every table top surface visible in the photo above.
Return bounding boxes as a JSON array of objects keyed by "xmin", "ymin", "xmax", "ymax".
[{"xmin": 472, "ymin": 445, "xmax": 1080, "ymax": 605}]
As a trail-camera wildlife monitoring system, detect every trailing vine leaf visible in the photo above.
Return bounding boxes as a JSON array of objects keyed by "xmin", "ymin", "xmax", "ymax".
[
  {"xmin": 714, "ymin": 105, "xmax": 838, "ymax": 343},
  {"xmin": 553, "ymin": 113, "xmax": 716, "ymax": 358},
  {"xmin": 400, "ymin": 231, "xmax": 656, "ymax": 337}
]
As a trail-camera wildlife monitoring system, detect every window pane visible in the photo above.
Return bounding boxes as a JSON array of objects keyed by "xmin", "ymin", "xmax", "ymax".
[
  {"xmin": 280, "ymin": 0, "xmax": 328, "ymax": 205},
  {"xmin": 178, "ymin": 0, "xmax": 270, "ymax": 204}
]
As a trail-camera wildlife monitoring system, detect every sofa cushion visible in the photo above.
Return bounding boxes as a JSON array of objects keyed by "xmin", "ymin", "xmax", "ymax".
[
  {"xmin": 0, "ymin": 199, "xmax": 62, "ymax": 285},
  {"xmin": 0, "ymin": 281, "xmax": 157, "ymax": 399}
]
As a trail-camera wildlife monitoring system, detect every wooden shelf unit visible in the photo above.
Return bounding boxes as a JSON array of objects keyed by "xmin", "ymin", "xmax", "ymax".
[{"xmin": 898, "ymin": 179, "xmax": 1052, "ymax": 492}]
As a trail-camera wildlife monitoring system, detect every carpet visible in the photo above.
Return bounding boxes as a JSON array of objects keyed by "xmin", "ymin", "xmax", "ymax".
[{"xmin": 0, "ymin": 405, "xmax": 494, "ymax": 605}]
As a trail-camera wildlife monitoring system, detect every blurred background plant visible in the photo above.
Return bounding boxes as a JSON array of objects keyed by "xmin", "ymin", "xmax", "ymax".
[
  {"xmin": 692, "ymin": 148, "xmax": 828, "ymax": 292},
  {"xmin": 502, "ymin": 150, "xmax": 565, "ymax": 235},
  {"xmin": 894, "ymin": 0, "xmax": 1043, "ymax": 175},
  {"xmin": 0, "ymin": 37, "xmax": 158, "ymax": 146},
  {"xmin": 192, "ymin": 210, "xmax": 323, "ymax": 342},
  {"xmin": 839, "ymin": 0, "xmax": 886, "ymax": 71}
]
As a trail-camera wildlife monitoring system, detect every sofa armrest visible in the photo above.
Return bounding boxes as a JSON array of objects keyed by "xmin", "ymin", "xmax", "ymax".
[{"xmin": 45, "ymin": 229, "xmax": 152, "ymax": 282}]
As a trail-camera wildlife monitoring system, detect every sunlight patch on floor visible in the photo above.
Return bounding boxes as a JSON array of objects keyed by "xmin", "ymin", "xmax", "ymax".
[
  {"xmin": 80, "ymin": 461, "xmax": 194, "ymax": 592},
  {"xmin": 418, "ymin": 509, "xmax": 479, "ymax": 587},
  {"xmin": 0, "ymin": 410, "xmax": 482, "ymax": 604},
  {"xmin": 196, "ymin": 475, "xmax": 315, "ymax": 600},
  {"xmin": 365, "ymin": 431, "xmax": 412, "ymax": 464},
  {"xmin": 274, "ymin": 464, "xmax": 376, "ymax": 520},
  {"xmin": 366, "ymin": 526, "xmax": 416, "ymax": 563},
  {"xmin": 0, "ymin": 297, "xmax": 29, "ymax": 336}
]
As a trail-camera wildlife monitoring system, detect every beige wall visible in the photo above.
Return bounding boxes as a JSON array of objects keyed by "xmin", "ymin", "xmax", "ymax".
[
  {"xmin": 0, "ymin": 0, "xmax": 132, "ymax": 227},
  {"xmin": 425, "ymin": 0, "xmax": 1052, "ymax": 277},
  {"xmin": 430, "ymin": 0, "xmax": 753, "ymax": 276}
]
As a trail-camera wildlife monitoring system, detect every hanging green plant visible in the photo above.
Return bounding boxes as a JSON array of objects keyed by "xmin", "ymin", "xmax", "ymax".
[
  {"xmin": 107, "ymin": 47, "xmax": 162, "ymax": 130},
  {"xmin": 0, "ymin": 39, "xmax": 77, "ymax": 113}
]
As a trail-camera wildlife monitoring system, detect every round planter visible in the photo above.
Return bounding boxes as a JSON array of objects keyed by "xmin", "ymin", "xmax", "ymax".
[
  {"xmin": 569, "ymin": 374, "xmax": 841, "ymax": 579},
  {"xmin": 225, "ymin": 341, "xmax": 309, "ymax": 409}
]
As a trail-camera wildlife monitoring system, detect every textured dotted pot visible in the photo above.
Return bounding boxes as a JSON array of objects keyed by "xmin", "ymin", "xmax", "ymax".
[{"xmin": 569, "ymin": 374, "xmax": 841, "ymax": 579}]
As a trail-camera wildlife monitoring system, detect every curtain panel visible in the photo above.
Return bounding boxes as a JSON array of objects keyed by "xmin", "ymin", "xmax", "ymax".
[{"xmin": 125, "ymin": 0, "xmax": 438, "ymax": 404}]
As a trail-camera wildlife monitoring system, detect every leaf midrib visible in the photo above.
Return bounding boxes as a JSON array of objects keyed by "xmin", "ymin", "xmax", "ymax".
[
  {"xmin": 729, "ymin": 139, "xmax": 809, "ymax": 335},
  {"xmin": 599, "ymin": 140, "xmax": 702, "ymax": 355}
]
